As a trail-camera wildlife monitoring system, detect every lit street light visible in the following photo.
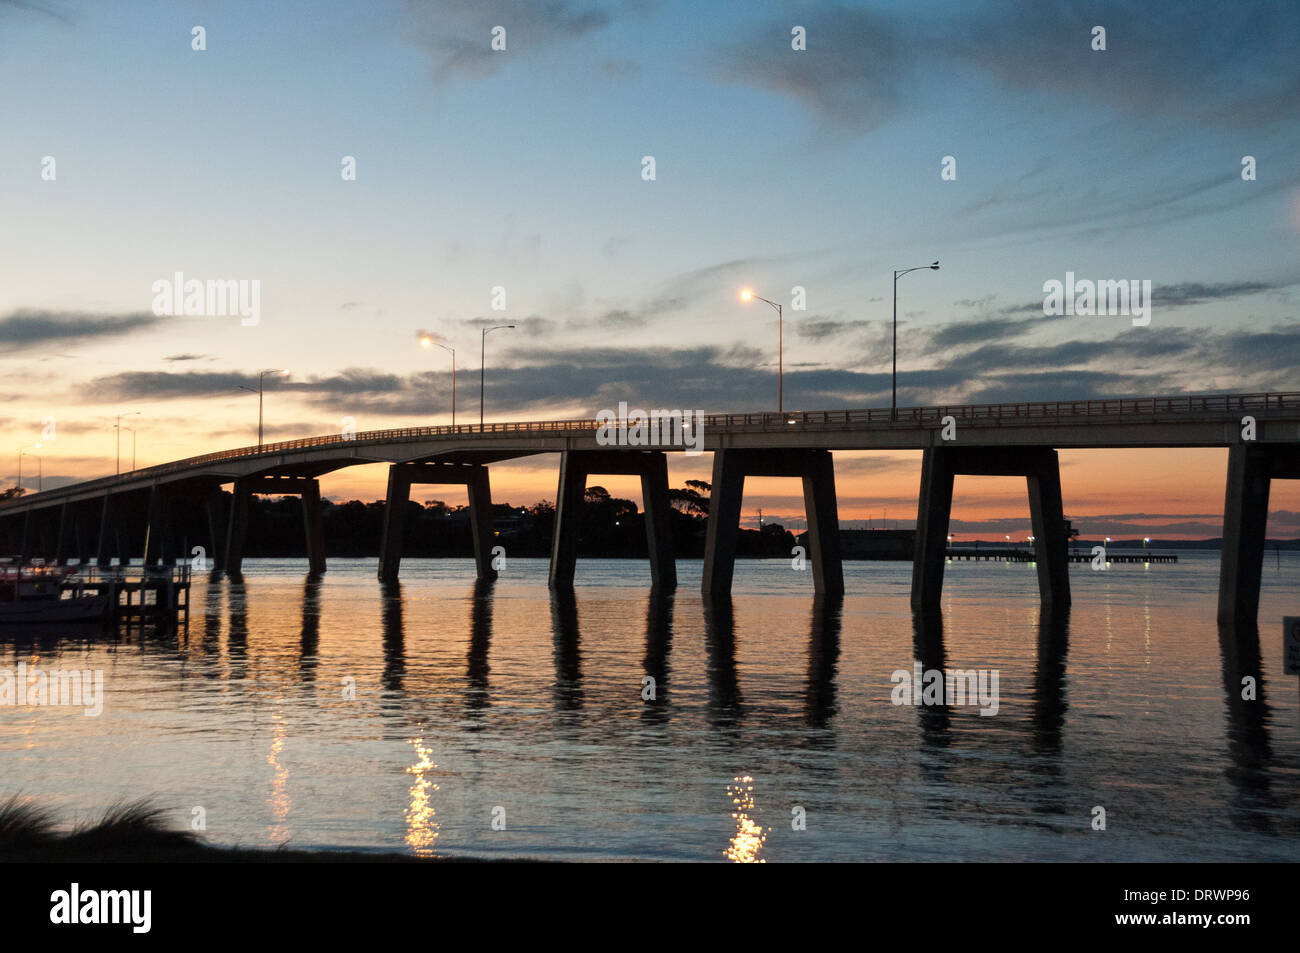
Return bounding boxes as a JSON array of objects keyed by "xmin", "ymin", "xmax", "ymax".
[
  {"xmin": 420, "ymin": 334, "xmax": 456, "ymax": 427},
  {"xmin": 238, "ymin": 369, "xmax": 288, "ymax": 448},
  {"xmin": 479, "ymin": 325, "xmax": 514, "ymax": 428},
  {"xmin": 892, "ymin": 261, "xmax": 939, "ymax": 420},
  {"xmin": 740, "ymin": 289, "xmax": 784, "ymax": 412}
]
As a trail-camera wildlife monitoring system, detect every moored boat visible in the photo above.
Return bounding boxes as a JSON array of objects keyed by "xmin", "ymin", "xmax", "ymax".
[{"xmin": 0, "ymin": 561, "xmax": 112, "ymax": 624}]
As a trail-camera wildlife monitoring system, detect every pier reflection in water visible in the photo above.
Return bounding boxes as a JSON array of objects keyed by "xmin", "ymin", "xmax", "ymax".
[{"xmin": 3, "ymin": 554, "xmax": 1298, "ymax": 862}]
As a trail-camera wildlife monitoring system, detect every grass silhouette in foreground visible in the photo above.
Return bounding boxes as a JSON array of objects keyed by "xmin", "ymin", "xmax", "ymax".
[{"xmin": 0, "ymin": 796, "xmax": 476, "ymax": 862}]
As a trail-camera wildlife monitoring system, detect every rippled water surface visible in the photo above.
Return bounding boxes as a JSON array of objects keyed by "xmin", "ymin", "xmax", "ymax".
[{"xmin": 4, "ymin": 553, "xmax": 1299, "ymax": 861}]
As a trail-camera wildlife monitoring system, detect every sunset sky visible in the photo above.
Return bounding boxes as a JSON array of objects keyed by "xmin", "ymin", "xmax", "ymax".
[{"xmin": 3, "ymin": 0, "xmax": 1298, "ymax": 539}]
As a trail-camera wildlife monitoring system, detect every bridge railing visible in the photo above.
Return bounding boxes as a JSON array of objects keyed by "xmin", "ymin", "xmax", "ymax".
[{"xmin": 5, "ymin": 391, "xmax": 1297, "ymax": 505}]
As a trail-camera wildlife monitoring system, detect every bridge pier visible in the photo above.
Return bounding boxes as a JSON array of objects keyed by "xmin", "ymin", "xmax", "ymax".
[
  {"xmin": 225, "ymin": 476, "xmax": 327, "ymax": 575},
  {"xmin": 95, "ymin": 493, "xmax": 115, "ymax": 566},
  {"xmin": 911, "ymin": 446, "xmax": 1070, "ymax": 613},
  {"xmin": 142, "ymin": 485, "xmax": 175, "ymax": 566},
  {"xmin": 205, "ymin": 492, "xmax": 229, "ymax": 571},
  {"xmin": 54, "ymin": 501, "xmax": 73, "ymax": 564},
  {"xmin": 95, "ymin": 490, "xmax": 142, "ymax": 566},
  {"xmin": 225, "ymin": 479, "xmax": 252, "ymax": 572},
  {"xmin": 300, "ymin": 479, "xmax": 327, "ymax": 576},
  {"xmin": 23, "ymin": 507, "xmax": 59, "ymax": 564},
  {"xmin": 71, "ymin": 502, "xmax": 97, "ymax": 565},
  {"xmin": 549, "ymin": 450, "xmax": 676, "ymax": 590},
  {"xmin": 701, "ymin": 448, "xmax": 843, "ymax": 596},
  {"xmin": 378, "ymin": 463, "xmax": 497, "ymax": 583},
  {"xmin": 1218, "ymin": 443, "xmax": 1300, "ymax": 624}
]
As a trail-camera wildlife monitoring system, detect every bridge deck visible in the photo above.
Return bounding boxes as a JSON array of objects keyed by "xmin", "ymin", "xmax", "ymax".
[{"xmin": 3, "ymin": 391, "xmax": 1297, "ymax": 513}]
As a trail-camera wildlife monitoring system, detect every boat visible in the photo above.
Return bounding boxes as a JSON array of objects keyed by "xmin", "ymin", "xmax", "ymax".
[{"xmin": 0, "ymin": 561, "xmax": 113, "ymax": 624}]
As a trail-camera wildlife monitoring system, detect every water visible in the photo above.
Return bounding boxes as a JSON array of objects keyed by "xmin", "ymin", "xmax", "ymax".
[{"xmin": 3, "ymin": 553, "xmax": 1299, "ymax": 862}]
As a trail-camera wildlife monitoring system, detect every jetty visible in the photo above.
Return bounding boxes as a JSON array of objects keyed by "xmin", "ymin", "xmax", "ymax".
[{"xmin": 945, "ymin": 548, "xmax": 1177, "ymax": 563}]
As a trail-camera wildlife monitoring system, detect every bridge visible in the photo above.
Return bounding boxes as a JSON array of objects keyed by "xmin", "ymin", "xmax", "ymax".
[{"xmin": 2, "ymin": 391, "xmax": 1297, "ymax": 625}]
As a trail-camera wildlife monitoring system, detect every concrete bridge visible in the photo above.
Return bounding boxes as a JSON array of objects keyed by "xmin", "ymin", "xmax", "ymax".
[{"xmin": 2, "ymin": 391, "xmax": 1296, "ymax": 624}]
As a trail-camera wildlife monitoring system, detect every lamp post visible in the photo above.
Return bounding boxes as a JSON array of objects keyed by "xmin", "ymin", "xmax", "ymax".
[
  {"xmin": 892, "ymin": 261, "xmax": 939, "ymax": 420},
  {"xmin": 479, "ymin": 325, "xmax": 514, "ymax": 428},
  {"xmin": 238, "ymin": 370, "xmax": 287, "ymax": 448},
  {"xmin": 420, "ymin": 335, "xmax": 456, "ymax": 427},
  {"xmin": 125, "ymin": 427, "xmax": 137, "ymax": 471},
  {"xmin": 740, "ymin": 290, "xmax": 784, "ymax": 412},
  {"xmin": 18, "ymin": 443, "xmax": 41, "ymax": 493},
  {"xmin": 115, "ymin": 411, "xmax": 141, "ymax": 475}
]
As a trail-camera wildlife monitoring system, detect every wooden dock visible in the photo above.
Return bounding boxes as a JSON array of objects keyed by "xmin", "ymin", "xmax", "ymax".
[
  {"xmin": 60, "ymin": 564, "xmax": 191, "ymax": 623},
  {"xmin": 945, "ymin": 548, "xmax": 1177, "ymax": 564}
]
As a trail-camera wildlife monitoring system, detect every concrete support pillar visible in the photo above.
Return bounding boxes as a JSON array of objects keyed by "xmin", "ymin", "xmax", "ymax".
[
  {"xmin": 54, "ymin": 501, "xmax": 72, "ymax": 564},
  {"xmin": 143, "ymin": 485, "xmax": 172, "ymax": 566},
  {"xmin": 205, "ymin": 493, "xmax": 229, "ymax": 571},
  {"xmin": 18, "ymin": 511, "xmax": 31, "ymax": 563},
  {"xmin": 639, "ymin": 452, "xmax": 677, "ymax": 590},
  {"xmin": 801, "ymin": 451, "xmax": 844, "ymax": 596},
  {"xmin": 377, "ymin": 466, "xmax": 412, "ymax": 583},
  {"xmin": 701, "ymin": 448, "xmax": 842, "ymax": 596},
  {"xmin": 1027, "ymin": 450, "xmax": 1071, "ymax": 614},
  {"xmin": 548, "ymin": 452, "xmax": 588, "ymax": 589},
  {"xmin": 910, "ymin": 446, "xmax": 1070, "ymax": 613},
  {"xmin": 911, "ymin": 448, "xmax": 955, "ymax": 612},
  {"xmin": 225, "ymin": 479, "xmax": 253, "ymax": 574},
  {"xmin": 95, "ymin": 493, "xmax": 114, "ymax": 566},
  {"xmin": 73, "ymin": 508, "xmax": 89, "ymax": 565},
  {"xmin": 379, "ymin": 463, "xmax": 496, "ymax": 583},
  {"xmin": 1218, "ymin": 444, "xmax": 1272, "ymax": 624},
  {"xmin": 115, "ymin": 523, "xmax": 132, "ymax": 566},
  {"xmin": 37, "ymin": 512, "xmax": 57, "ymax": 563},
  {"xmin": 300, "ymin": 479, "xmax": 327, "ymax": 576},
  {"xmin": 465, "ymin": 466, "xmax": 498, "ymax": 583},
  {"xmin": 549, "ymin": 450, "xmax": 676, "ymax": 590},
  {"xmin": 700, "ymin": 451, "xmax": 747, "ymax": 597}
]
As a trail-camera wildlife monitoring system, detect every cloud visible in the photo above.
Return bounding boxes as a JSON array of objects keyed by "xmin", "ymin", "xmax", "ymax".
[
  {"xmin": 75, "ymin": 316, "xmax": 1300, "ymax": 424},
  {"xmin": 1157, "ymin": 281, "xmax": 1290, "ymax": 309},
  {"xmin": 713, "ymin": 1, "xmax": 1300, "ymax": 133},
  {"xmin": 404, "ymin": 0, "xmax": 614, "ymax": 83},
  {"xmin": 713, "ymin": 5, "xmax": 918, "ymax": 134},
  {"xmin": 928, "ymin": 280, "xmax": 1298, "ymax": 354},
  {"xmin": 0, "ymin": 309, "xmax": 161, "ymax": 350},
  {"xmin": 795, "ymin": 317, "xmax": 870, "ymax": 341},
  {"xmin": 952, "ymin": 0, "xmax": 1300, "ymax": 130}
]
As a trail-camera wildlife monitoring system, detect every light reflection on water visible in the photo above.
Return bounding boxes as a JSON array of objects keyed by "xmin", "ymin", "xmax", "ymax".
[
  {"xmin": 405, "ymin": 733, "xmax": 439, "ymax": 857},
  {"xmin": 2, "ymin": 554, "xmax": 1299, "ymax": 862},
  {"xmin": 726, "ymin": 775, "xmax": 768, "ymax": 863}
]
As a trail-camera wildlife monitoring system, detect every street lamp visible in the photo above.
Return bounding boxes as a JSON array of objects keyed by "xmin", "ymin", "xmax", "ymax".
[
  {"xmin": 479, "ymin": 325, "xmax": 514, "ymax": 428},
  {"xmin": 420, "ymin": 334, "xmax": 456, "ymax": 427},
  {"xmin": 18, "ymin": 443, "xmax": 41, "ymax": 493},
  {"xmin": 892, "ymin": 261, "xmax": 939, "ymax": 420},
  {"xmin": 115, "ymin": 411, "xmax": 141, "ymax": 475},
  {"xmin": 238, "ymin": 369, "xmax": 288, "ymax": 448},
  {"xmin": 124, "ymin": 426, "xmax": 137, "ymax": 471},
  {"xmin": 740, "ymin": 290, "xmax": 784, "ymax": 412}
]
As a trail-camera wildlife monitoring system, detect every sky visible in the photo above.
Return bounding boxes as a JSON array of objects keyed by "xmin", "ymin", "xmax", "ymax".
[{"xmin": 2, "ymin": 0, "xmax": 1298, "ymax": 539}]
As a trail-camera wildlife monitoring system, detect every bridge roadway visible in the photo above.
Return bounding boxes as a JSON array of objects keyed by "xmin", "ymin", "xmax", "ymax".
[{"xmin": 2, "ymin": 391, "xmax": 1297, "ymax": 625}]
